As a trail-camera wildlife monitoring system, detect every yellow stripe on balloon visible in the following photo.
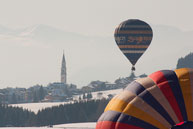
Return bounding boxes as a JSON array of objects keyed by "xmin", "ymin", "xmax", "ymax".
[
  {"xmin": 104, "ymin": 96, "xmax": 127, "ymax": 112},
  {"xmin": 105, "ymin": 98, "xmax": 168, "ymax": 129},
  {"xmin": 175, "ymin": 68, "xmax": 193, "ymax": 121},
  {"xmin": 122, "ymin": 50, "xmax": 145, "ymax": 54}
]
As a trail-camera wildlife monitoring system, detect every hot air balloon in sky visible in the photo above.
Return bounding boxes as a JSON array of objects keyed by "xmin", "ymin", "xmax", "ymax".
[
  {"xmin": 114, "ymin": 19, "xmax": 153, "ymax": 71},
  {"xmin": 96, "ymin": 68, "xmax": 193, "ymax": 129}
]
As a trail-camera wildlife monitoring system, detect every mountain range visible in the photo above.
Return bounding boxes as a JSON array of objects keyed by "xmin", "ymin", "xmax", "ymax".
[{"xmin": 0, "ymin": 24, "xmax": 192, "ymax": 87}]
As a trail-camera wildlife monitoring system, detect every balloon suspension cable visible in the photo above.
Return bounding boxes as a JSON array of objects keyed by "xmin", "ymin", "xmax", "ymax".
[{"xmin": 131, "ymin": 66, "xmax": 135, "ymax": 71}]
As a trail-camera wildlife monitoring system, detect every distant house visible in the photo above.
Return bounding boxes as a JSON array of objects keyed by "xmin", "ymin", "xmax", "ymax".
[
  {"xmin": 81, "ymin": 86, "xmax": 94, "ymax": 93},
  {"xmin": 105, "ymin": 82, "xmax": 116, "ymax": 89},
  {"xmin": 67, "ymin": 84, "xmax": 78, "ymax": 93},
  {"xmin": 51, "ymin": 88, "xmax": 67, "ymax": 97}
]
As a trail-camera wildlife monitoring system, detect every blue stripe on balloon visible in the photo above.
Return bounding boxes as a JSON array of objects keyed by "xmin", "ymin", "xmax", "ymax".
[
  {"xmin": 125, "ymin": 81, "xmax": 145, "ymax": 95},
  {"xmin": 161, "ymin": 70, "xmax": 188, "ymax": 121},
  {"xmin": 116, "ymin": 42, "xmax": 151, "ymax": 45},
  {"xmin": 98, "ymin": 110, "xmax": 159, "ymax": 129},
  {"xmin": 118, "ymin": 28, "xmax": 152, "ymax": 31},
  {"xmin": 120, "ymin": 48, "xmax": 147, "ymax": 51},
  {"xmin": 115, "ymin": 33, "xmax": 152, "ymax": 35},
  {"xmin": 123, "ymin": 53, "xmax": 143, "ymax": 65},
  {"xmin": 125, "ymin": 81, "xmax": 175, "ymax": 126}
]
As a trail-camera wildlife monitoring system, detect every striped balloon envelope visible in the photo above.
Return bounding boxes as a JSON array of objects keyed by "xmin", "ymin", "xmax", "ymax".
[
  {"xmin": 114, "ymin": 19, "xmax": 153, "ymax": 71},
  {"xmin": 96, "ymin": 68, "xmax": 193, "ymax": 129}
]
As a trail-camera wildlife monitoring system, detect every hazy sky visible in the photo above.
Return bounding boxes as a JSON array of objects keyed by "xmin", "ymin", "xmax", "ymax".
[
  {"xmin": 0, "ymin": 0, "xmax": 193, "ymax": 88},
  {"xmin": 1, "ymin": 0, "xmax": 193, "ymax": 35}
]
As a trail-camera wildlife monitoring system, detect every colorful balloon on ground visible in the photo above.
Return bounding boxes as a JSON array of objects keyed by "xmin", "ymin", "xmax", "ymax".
[
  {"xmin": 96, "ymin": 68, "xmax": 193, "ymax": 129},
  {"xmin": 114, "ymin": 19, "xmax": 153, "ymax": 71}
]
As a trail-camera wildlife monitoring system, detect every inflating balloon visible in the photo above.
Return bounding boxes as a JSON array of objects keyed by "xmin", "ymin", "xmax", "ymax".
[
  {"xmin": 114, "ymin": 19, "xmax": 153, "ymax": 71},
  {"xmin": 96, "ymin": 68, "xmax": 193, "ymax": 129}
]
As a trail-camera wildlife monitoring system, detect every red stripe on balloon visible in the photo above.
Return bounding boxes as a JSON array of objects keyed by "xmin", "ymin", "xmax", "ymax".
[
  {"xmin": 149, "ymin": 71, "xmax": 183, "ymax": 122},
  {"xmin": 96, "ymin": 121, "xmax": 144, "ymax": 129},
  {"xmin": 176, "ymin": 121, "xmax": 184, "ymax": 126}
]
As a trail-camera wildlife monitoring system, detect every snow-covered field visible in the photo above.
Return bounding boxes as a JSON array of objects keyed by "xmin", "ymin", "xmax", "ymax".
[
  {"xmin": 11, "ymin": 102, "xmax": 70, "ymax": 113},
  {"xmin": 11, "ymin": 88, "xmax": 123, "ymax": 113},
  {"xmin": 7, "ymin": 89, "xmax": 123, "ymax": 128},
  {"xmin": 73, "ymin": 88, "xmax": 123, "ymax": 100},
  {"xmin": 55, "ymin": 122, "xmax": 96, "ymax": 129},
  {"xmin": 0, "ymin": 122, "xmax": 96, "ymax": 129}
]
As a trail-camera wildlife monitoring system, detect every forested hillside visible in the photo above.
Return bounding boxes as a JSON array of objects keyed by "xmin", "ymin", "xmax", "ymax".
[
  {"xmin": 0, "ymin": 99, "xmax": 109, "ymax": 127},
  {"xmin": 177, "ymin": 53, "xmax": 193, "ymax": 69},
  {"xmin": 0, "ymin": 105, "xmax": 35, "ymax": 126}
]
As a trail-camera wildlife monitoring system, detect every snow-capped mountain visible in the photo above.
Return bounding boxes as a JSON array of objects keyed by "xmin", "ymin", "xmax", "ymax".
[{"xmin": 0, "ymin": 24, "xmax": 192, "ymax": 88}]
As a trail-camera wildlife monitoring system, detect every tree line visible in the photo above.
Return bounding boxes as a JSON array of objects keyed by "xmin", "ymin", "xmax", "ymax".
[
  {"xmin": 0, "ymin": 105, "xmax": 36, "ymax": 126},
  {"xmin": 0, "ymin": 99, "xmax": 109, "ymax": 127},
  {"xmin": 177, "ymin": 52, "xmax": 193, "ymax": 69}
]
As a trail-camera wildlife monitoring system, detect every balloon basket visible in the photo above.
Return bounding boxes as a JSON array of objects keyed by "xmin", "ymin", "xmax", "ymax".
[{"xmin": 131, "ymin": 66, "xmax": 135, "ymax": 71}]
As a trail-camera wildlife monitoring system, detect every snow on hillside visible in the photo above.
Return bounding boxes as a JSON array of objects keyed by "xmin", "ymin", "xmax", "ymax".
[
  {"xmin": 91, "ymin": 88, "xmax": 123, "ymax": 99},
  {"xmin": 11, "ymin": 102, "xmax": 70, "ymax": 113},
  {"xmin": 0, "ymin": 127, "xmax": 48, "ymax": 129},
  {"xmin": 54, "ymin": 122, "xmax": 95, "ymax": 129},
  {"xmin": 73, "ymin": 88, "xmax": 123, "ymax": 100},
  {"xmin": 11, "ymin": 88, "xmax": 123, "ymax": 113},
  {"xmin": 0, "ymin": 122, "xmax": 96, "ymax": 129}
]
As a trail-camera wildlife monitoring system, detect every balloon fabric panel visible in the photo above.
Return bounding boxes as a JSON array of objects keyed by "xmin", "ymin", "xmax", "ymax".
[
  {"xmin": 149, "ymin": 71, "xmax": 186, "ymax": 122},
  {"xmin": 105, "ymin": 84, "xmax": 170, "ymax": 129},
  {"xmin": 96, "ymin": 121, "xmax": 144, "ymax": 129},
  {"xmin": 161, "ymin": 70, "xmax": 187, "ymax": 122},
  {"xmin": 136, "ymin": 78, "xmax": 179, "ymax": 124},
  {"xmin": 97, "ymin": 110, "xmax": 159, "ymax": 129},
  {"xmin": 125, "ymin": 81, "xmax": 175, "ymax": 126},
  {"xmin": 96, "ymin": 68, "xmax": 193, "ymax": 129},
  {"xmin": 189, "ymin": 69, "xmax": 193, "ymax": 116},
  {"xmin": 108, "ymin": 88, "xmax": 170, "ymax": 127},
  {"xmin": 175, "ymin": 68, "xmax": 193, "ymax": 121}
]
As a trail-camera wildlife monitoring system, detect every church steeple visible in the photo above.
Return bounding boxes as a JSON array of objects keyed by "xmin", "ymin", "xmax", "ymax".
[{"xmin": 61, "ymin": 51, "xmax": 67, "ymax": 84}]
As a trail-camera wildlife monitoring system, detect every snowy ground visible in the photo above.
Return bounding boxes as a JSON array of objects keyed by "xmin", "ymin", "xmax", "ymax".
[
  {"xmin": 0, "ymin": 122, "xmax": 96, "ymax": 129},
  {"xmin": 55, "ymin": 122, "xmax": 96, "ymax": 129},
  {"xmin": 11, "ymin": 102, "xmax": 70, "ymax": 113},
  {"xmin": 7, "ymin": 89, "xmax": 123, "ymax": 128},
  {"xmin": 73, "ymin": 88, "xmax": 123, "ymax": 101},
  {"xmin": 11, "ymin": 88, "xmax": 123, "ymax": 113}
]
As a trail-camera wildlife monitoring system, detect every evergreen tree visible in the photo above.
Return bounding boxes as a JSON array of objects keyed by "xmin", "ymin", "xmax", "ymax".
[
  {"xmin": 89, "ymin": 92, "xmax": 92, "ymax": 99},
  {"xmin": 177, "ymin": 52, "xmax": 193, "ymax": 69},
  {"xmin": 79, "ymin": 95, "xmax": 81, "ymax": 101},
  {"xmin": 33, "ymin": 92, "xmax": 38, "ymax": 102},
  {"xmin": 11, "ymin": 93, "xmax": 17, "ymax": 104},
  {"xmin": 38, "ymin": 86, "xmax": 45, "ymax": 101},
  {"xmin": 0, "ymin": 98, "xmax": 110, "ymax": 127},
  {"xmin": 87, "ymin": 92, "xmax": 93, "ymax": 100},
  {"xmin": 83, "ymin": 93, "xmax": 86, "ymax": 99}
]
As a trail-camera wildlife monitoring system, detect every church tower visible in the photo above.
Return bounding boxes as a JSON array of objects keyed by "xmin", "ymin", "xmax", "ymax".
[{"xmin": 61, "ymin": 52, "xmax": 67, "ymax": 84}]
